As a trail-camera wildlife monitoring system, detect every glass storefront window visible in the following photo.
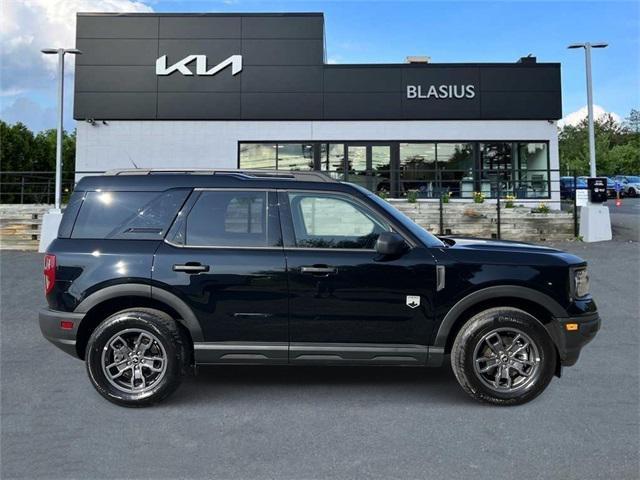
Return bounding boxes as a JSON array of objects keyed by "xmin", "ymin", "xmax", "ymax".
[
  {"xmin": 399, "ymin": 143, "xmax": 436, "ymax": 197},
  {"xmin": 480, "ymin": 142, "xmax": 514, "ymax": 198},
  {"xmin": 323, "ymin": 143, "xmax": 345, "ymax": 181},
  {"xmin": 371, "ymin": 146, "xmax": 391, "ymax": 194},
  {"xmin": 515, "ymin": 143, "xmax": 549, "ymax": 198},
  {"xmin": 277, "ymin": 144, "xmax": 314, "ymax": 171},
  {"xmin": 437, "ymin": 143, "xmax": 474, "ymax": 198},
  {"xmin": 238, "ymin": 141, "xmax": 549, "ymax": 199},
  {"xmin": 239, "ymin": 143, "xmax": 277, "ymax": 169}
]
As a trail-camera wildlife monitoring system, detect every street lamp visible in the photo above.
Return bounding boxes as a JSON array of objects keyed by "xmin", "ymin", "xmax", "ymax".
[
  {"xmin": 40, "ymin": 48, "xmax": 82, "ymax": 212},
  {"xmin": 567, "ymin": 42, "xmax": 608, "ymax": 178}
]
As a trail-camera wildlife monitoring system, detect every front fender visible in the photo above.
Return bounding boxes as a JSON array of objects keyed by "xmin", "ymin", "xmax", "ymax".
[{"xmin": 432, "ymin": 285, "xmax": 567, "ymax": 349}]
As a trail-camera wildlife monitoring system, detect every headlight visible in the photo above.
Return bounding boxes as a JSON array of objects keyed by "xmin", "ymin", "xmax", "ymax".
[{"xmin": 573, "ymin": 267, "xmax": 590, "ymax": 298}]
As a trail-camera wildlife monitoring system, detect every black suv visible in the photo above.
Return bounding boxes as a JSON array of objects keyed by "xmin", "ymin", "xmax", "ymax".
[{"xmin": 40, "ymin": 170, "xmax": 600, "ymax": 407}]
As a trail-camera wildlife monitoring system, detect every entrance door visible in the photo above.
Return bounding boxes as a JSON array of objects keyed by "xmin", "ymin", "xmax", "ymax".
[{"xmin": 345, "ymin": 144, "xmax": 392, "ymax": 194}]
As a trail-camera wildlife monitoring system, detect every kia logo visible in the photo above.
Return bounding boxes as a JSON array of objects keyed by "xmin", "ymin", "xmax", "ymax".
[{"xmin": 155, "ymin": 54, "xmax": 242, "ymax": 76}]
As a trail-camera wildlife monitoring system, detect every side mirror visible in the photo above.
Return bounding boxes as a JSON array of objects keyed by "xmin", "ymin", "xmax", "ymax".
[{"xmin": 375, "ymin": 231, "xmax": 407, "ymax": 256}]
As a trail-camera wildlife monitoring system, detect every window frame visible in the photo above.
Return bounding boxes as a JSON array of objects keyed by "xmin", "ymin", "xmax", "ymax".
[
  {"xmin": 164, "ymin": 188, "xmax": 282, "ymax": 250},
  {"xmin": 277, "ymin": 189, "xmax": 411, "ymax": 252}
]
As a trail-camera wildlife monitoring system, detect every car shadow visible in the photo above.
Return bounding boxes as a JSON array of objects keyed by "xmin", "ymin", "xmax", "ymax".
[{"xmin": 170, "ymin": 362, "xmax": 476, "ymax": 407}]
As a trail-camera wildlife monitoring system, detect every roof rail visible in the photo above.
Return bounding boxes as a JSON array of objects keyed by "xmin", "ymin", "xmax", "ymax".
[{"xmin": 104, "ymin": 168, "xmax": 337, "ymax": 182}]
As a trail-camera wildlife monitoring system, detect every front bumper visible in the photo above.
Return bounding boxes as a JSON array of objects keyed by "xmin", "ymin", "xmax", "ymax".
[
  {"xmin": 546, "ymin": 311, "xmax": 601, "ymax": 366},
  {"xmin": 39, "ymin": 308, "xmax": 85, "ymax": 358}
]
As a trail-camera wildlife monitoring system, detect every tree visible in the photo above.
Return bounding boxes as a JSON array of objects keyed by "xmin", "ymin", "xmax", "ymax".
[
  {"xmin": 0, "ymin": 120, "xmax": 76, "ymax": 203},
  {"xmin": 559, "ymin": 110, "xmax": 640, "ymax": 176}
]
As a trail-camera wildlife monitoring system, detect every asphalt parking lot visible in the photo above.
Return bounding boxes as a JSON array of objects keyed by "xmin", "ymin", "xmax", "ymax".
[
  {"xmin": 610, "ymin": 197, "xmax": 640, "ymax": 242},
  {"xmin": 1, "ymin": 238, "xmax": 639, "ymax": 479}
]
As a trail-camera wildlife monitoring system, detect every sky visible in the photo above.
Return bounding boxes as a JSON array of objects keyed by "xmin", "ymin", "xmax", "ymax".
[{"xmin": 1, "ymin": 0, "xmax": 638, "ymax": 132}]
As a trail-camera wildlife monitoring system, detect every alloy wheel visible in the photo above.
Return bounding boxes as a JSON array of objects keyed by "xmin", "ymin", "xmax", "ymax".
[
  {"xmin": 472, "ymin": 327, "xmax": 541, "ymax": 393},
  {"xmin": 101, "ymin": 328, "xmax": 167, "ymax": 394}
]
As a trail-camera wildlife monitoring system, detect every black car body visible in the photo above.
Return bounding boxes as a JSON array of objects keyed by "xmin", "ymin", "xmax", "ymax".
[{"xmin": 40, "ymin": 170, "xmax": 600, "ymax": 406}]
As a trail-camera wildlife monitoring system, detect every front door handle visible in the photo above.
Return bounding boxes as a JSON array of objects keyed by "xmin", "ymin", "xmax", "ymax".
[
  {"xmin": 300, "ymin": 266, "xmax": 337, "ymax": 275},
  {"xmin": 173, "ymin": 262, "xmax": 209, "ymax": 274}
]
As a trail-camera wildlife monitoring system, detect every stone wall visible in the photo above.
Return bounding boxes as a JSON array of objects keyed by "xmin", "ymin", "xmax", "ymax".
[
  {"xmin": 389, "ymin": 200, "xmax": 575, "ymax": 242},
  {"xmin": 0, "ymin": 205, "xmax": 50, "ymax": 250}
]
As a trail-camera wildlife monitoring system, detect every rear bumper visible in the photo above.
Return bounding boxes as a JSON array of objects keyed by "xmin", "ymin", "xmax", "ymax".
[
  {"xmin": 39, "ymin": 308, "xmax": 84, "ymax": 359},
  {"xmin": 547, "ymin": 311, "xmax": 601, "ymax": 366}
]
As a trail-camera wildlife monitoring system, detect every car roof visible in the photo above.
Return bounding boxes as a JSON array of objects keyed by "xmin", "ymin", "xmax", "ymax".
[{"xmin": 75, "ymin": 169, "xmax": 349, "ymax": 192}]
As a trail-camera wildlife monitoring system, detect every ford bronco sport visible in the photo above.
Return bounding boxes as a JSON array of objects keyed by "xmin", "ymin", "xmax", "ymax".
[{"xmin": 40, "ymin": 169, "xmax": 600, "ymax": 407}]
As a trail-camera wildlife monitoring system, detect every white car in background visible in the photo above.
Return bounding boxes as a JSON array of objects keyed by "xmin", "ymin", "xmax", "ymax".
[{"xmin": 613, "ymin": 176, "xmax": 640, "ymax": 197}]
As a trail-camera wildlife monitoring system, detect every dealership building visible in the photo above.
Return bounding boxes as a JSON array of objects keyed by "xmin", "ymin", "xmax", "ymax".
[{"xmin": 74, "ymin": 12, "xmax": 562, "ymax": 200}]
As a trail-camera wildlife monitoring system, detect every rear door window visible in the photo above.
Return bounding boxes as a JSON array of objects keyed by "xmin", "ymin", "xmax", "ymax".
[
  {"xmin": 71, "ymin": 189, "xmax": 189, "ymax": 239},
  {"xmin": 176, "ymin": 190, "xmax": 280, "ymax": 248}
]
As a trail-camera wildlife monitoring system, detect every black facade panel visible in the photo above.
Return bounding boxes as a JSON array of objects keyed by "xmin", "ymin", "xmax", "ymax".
[
  {"xmin": 74, "ymin": 93, "xmax": 157, "ymax": 119},
  {"xmin": 73, "ymin": 13, "xmax": 562, "ymax": 121},
  {"xmin": 158, "ymin": 93, "xmax": 241, "ymax": 119},
  {"xmin": 158, "ymin": 16, "xmax": 241, "ymax": 38},
  {"xmin": 402, "ymin": 66, "xmax": 480, "ymax": 87},
  {"xmin": 241, "ymin": 16, "xmax": 324, "ymax": 38},
  {"xmin": 158, "ymin": 69, "xmax": 240, "ymax": 93},
  {"xmin": 401, "ymin": 96, "xmax": 482, "ymax": 119},
  {"xmin": 76, "ymin": 39, "xmax": 157, "ymax": 65},
  {"xmin": 324, "ymin": 93, "xmax": 402, "ymax": 119},
  {"xmin": 480, "ymin": 66, "xmax": 560, "ymax": 91},
  {"xmin": 481, "ymin": 91, "xmax": 562, "ymax": 119},
  {"xmin": 76, "ymin": 66, "xmax": 157, "ymax": 92},
  {"xmin": 324, "ymin": 68, "xmax": 401, "ymax": 92},
  {"xmin": 241, "ymin": 66, "xmax": 323, "ymax": 92},
  {"xmin": 241, "ymin": 93, "xmax": 323, "ymax": 119},
  {"xmin": 241, "ymin": 39, "xmax": 324, "ymax": 65},
  {"xmin": 76, "ymin": 15, "xmax": 158, "ymax": 38},
  {"xmin": 158, "ymin": 39, "xmax": 241, "ymax": 64}
]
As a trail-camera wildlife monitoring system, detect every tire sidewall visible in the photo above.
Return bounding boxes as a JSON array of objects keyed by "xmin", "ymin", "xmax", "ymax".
[
  {"xmin": 455, "ymin": 308, "xmax": 556, "ymax": 405},
  {"xmin": 86, "ymin": 311, "xmax": 182, "ymax": 407}
]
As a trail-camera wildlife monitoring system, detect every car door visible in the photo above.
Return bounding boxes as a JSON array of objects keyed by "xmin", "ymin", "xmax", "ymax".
[
  {"xmin": 279, "ymin": 189, "xmax": 438, "ymax": 365},
  {"xmin": 152, "ymin": 188, "xmax": 289, "ymax": 364}
]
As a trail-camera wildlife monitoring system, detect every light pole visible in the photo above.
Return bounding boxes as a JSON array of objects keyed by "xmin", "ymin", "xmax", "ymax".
[
  {"xmin": 40, "ymin": 48, "xmax": 82, "ymax": 212},
  {"xmin": 568, "ymin": 42, "xmax": 608, "ymax": 178}
]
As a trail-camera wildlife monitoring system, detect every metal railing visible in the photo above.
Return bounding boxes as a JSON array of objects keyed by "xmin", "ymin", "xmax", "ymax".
[{"xmin": 0, "ymin": 168, "xmax": 586, "ymax": 239}]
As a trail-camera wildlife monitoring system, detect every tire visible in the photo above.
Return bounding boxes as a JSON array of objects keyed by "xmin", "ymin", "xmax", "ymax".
[
  {"xmin": 451, "ymin": 307, "xmax": 556, "ymax": 406},
  {"xmin": 85, "ymin": 308, "xmax": 188, "ymax": 407},
  {"xmin": 628, "ymin": 188, "xmax": 637, "ymax": 198}
]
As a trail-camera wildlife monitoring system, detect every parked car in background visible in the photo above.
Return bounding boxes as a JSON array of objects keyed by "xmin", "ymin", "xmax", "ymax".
[
  {"xmin": 560, "ymin": 176, "xmax": 587, "ymax": 200},
  {"xmin": 613, "ymin": 176, "xmax": 640, "ymax": 197}
]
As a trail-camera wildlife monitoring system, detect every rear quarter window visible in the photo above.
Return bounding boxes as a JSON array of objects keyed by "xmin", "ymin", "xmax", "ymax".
[{"xmin": 71, "ymin": 189, "xmax": 189, "ymax": 240}]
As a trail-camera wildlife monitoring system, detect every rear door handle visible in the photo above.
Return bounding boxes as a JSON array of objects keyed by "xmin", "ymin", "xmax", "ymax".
[
  {"xmin": 173, "ymin": 263, "xmax": 209, "ymax": 274},
  {"xmin": 300, "ymin": 266, "xmax": 337, "ymax": 275}
]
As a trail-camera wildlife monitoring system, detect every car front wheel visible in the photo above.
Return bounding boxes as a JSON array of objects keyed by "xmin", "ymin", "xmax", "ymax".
[
  {"xmin": 451, "ymin": 307, "xmax": 556, "ymax": 406},
  {"xmin": 85, "ymin": 308, "xmax": 188, "ymax": 407},
  {"xmin": 628, "ymin": 187, "xmax": 637, "ymax": 197}
]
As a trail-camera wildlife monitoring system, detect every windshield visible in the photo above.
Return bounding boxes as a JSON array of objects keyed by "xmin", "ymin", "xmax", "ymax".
[{"xmin": 350, "ymin": 186, "xmax": 445, "ymax": 248}]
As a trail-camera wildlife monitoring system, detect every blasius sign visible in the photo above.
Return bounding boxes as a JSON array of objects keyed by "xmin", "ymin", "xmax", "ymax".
[
  {"xmin": 156, "ymin": 55, "xmax": 243, "ymax": 76},
  {"xmin": 406, "ymin": 85, "xmax": 476, "ymax": 100}
]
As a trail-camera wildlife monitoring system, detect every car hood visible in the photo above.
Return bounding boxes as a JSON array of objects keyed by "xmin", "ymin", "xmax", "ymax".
[
  {"xmin": 438, "ymin": 236, "xmax": 586, "ymax": 265},
  {"xmin": 440, "ymin": 236, "xmax": 559, "ymax": 252}
]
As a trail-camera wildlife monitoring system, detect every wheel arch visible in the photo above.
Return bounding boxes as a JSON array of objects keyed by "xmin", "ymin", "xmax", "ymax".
[
  {"xmin": 434, "ymin": 286, "xmax": 566, "ymax": 354},
  {"xmin": 74, "ymin": 284, "xmax": 202, "ymax": 360}
]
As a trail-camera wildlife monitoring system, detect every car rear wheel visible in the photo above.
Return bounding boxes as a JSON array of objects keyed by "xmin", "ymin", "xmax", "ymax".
[
  {"xmin": 628, "ymin": 187, "xmax": 637, "ymax": 197},
  {"xmin": 85, "ymin": 308, "xmax": 188, "ymax": 407},
  {"xmin": 451, "ymin": 307, "xmax": 556, "ymax": 406}
]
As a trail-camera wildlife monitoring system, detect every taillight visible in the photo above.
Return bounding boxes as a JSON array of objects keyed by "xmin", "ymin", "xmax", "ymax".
[{"xmin": 44, "ymin": 254, "xmax": 56, "ymax": 295}]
